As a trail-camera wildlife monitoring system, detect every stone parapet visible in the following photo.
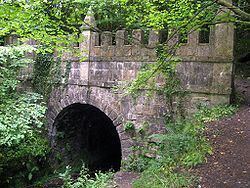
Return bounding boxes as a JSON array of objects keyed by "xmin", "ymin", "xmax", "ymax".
[{"xmin": 81, "ymin": 23, "xmax": 234, "ymax": 62}]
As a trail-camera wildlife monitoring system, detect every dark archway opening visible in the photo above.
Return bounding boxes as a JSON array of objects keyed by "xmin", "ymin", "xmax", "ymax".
[{"xmin": 52, "ymin": 103, "xmax": 121, "ymax": 172}]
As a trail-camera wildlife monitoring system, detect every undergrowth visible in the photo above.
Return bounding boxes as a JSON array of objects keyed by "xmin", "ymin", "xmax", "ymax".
[
  {"xmin": 194, "ymin": 104, "xmax": 237, "ymax": 123},
  {"xmin": 59, "ymin": 164, "xmax": 114, "ymax": 188},
  {"xmin": 128, "ymin": 104, "xmax": 237, "ymax": 188}
]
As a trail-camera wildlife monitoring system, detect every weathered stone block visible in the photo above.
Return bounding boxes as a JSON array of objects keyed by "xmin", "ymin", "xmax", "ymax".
[
  {"xmin": 116, "ymin": 30, "xmax": 126, "ymax": 46},
  {"xmin": 212, "ymin": 63, "xmax": 232, "ymax": 94},
  {"xmin": 132, "ymin": 29, "xmax": 144, "ymax": 45},
  {"xmin": 148, "ymin": 30, "xmax": 159, "ymax": 47},
  {"xmin": 177, "ymin": 62, "xmax": 214, "ymax": 90},
  {"xmin": 101, "ymin": 31, "xmax": 112, "ymax": 46}
]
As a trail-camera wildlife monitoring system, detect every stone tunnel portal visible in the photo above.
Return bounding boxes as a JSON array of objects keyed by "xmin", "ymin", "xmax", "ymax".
[{"xmin": 53, "ymin": 103, "xmax": 122, "ymax": 172}]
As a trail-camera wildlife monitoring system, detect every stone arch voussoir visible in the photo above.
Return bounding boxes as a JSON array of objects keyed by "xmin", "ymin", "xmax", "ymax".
[{"xmin": 46, "ymin": 87, "xmax": 131, "ymax": 159}]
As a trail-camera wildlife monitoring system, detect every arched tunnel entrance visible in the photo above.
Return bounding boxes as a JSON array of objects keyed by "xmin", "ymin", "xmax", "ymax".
[{"xmin": 52, "ymin": 103, "xmax": 122, "ymax": 172}]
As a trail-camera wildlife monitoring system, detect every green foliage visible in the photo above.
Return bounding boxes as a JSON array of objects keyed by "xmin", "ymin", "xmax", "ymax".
[
  {"xmin": 32, "ymin": 52, "xmax": 54, "ymax": 99},
  {"xmin": 0, "ymin": 132, "xmax": 49, "ymax": 187},
  {"xmin": 0, "ymin": 45, "xmax": 33, "ymax": 99},
  {"xmin": 0, "ymin": 1, "xmax": 89, "ymax": 53},
  {"xmin": 0, "ymin": 93, "xmax": 46, "ymax": 146},
  {"xmin": 194, "ymin": 104, "xmax": 237, "ymax": 123},
  {"xmin": 89, "ymin": 0, "xmax": 220, "ymax": 32},
  {"xmin": 32, "ymin": 52, "xmax": 71, "ymax": 101},
  {"xmin": 0, "ymin": 0, "xmax": 236, "ymax": 48},
  {"xmin": 0, "ymin": 46, "xmax": 46, "ymax": 145},
  {"xmin": 151, "ymin": 120, "xmax": 212, "ymax": 168},
  {"xmin": 124, "ymin": 121, "xmax": 135, "ymax": 132},
  {"xmin": 59, "ymin": 165, "xmax": 113, "ymax": 188},
  {"xmin": 130, "ymin": 105, "xmax": 236, "ymax": 188},
  {"xmin": 122, "ymin": 145, "xmax": 152, "ymax": 172},
  {"xmin": 133, "ymin": 166, "xmax": 195, "ymax": 188},
  {"xmin": 0, "ymin": 46, "xmax": 49, "ymax": 187}
]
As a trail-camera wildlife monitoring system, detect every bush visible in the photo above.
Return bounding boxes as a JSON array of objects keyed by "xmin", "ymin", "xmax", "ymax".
[{"xmin": 0, "ymin": 46, "xmax": 49, "ymax": 187}]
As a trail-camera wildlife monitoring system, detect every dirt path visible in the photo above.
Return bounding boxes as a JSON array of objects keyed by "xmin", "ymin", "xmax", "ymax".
[
  {"xmin": 195, "ymin": 105, "xmax": 250, "ymax": 188},
  {"xmin": 194, "ymin": 77, "xmax": 250, "ymax": 188},
  {"xmin": 113, "ymin": 171, "xmax": 139, "ymax": 188}
]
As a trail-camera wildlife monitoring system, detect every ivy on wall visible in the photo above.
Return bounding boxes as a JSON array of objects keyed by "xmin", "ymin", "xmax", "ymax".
[
  {"xmin": 0, "ymin": 45, "xmax": 49, "ymax": 187},
  {"xmin": 32, "ymin": 51, "xmax": 72, "ymax": 102}
]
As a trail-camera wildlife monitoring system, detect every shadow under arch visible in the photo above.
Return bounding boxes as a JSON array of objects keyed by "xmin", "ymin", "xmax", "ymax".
[{"xmin": 52, "ymin": 103, "xmax": 122, "ymax": 172}]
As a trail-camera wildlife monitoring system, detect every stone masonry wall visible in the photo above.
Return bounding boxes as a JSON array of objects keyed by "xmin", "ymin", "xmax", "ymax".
[{"xmin": 47, "ymin": 13, "xmax": 234, "ymax": 159}]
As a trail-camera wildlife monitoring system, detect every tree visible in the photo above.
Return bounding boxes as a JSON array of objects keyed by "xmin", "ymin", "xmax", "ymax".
[
  {"xmin": 0, "ymin": 1, "xmax": 249, "ymax": 44},
  {"xmin": 216, "ymin": 0, "xmax": 250, "ymax": 21}
]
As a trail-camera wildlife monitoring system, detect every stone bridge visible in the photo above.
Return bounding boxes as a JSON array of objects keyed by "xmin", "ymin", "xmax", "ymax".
[{"xmin": 42, "ymin": 14, "xmax": 234, "ymax": 171}]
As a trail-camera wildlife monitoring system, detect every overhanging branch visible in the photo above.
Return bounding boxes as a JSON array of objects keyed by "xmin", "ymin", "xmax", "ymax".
[{"xmin": 214, "ymin": 0, "xmax": 250, "ymax": 21}]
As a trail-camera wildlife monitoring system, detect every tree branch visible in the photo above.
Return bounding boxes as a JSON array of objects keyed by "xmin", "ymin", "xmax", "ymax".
[{"xmin": 214, "ymin": 0, "xmax": 250, "ymax": 20}]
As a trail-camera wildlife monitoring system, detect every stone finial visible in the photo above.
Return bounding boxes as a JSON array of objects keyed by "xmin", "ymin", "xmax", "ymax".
[
  {"xmin": 132, "ymin": 29, "xmax": 144, "ymax": 44},
  {"xmin": 148, "ymin": 30, "xmax": 159, "ymax": 47},
  {"xmin": 101, "ymin": 31, "xmax": 112, "ymax": 46},
  {"xmin": 82, "ymin": 8, "xmax": 96, "ymax": 30},
  {"xmin": 80, "ymin": 8, "xmax": 96, "ymax": 58}
]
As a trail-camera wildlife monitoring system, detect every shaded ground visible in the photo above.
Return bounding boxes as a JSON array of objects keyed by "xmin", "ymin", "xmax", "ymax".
[
  {"xmin": 195, "ymin": 105, "xmax": 250, "ymax": 188},
  {"xmin": 113, "ymin": 171, "xmax": 140, "ymax": 188},
  {"xmin": 195, "ymin": 77, "xmax": 250, "ymax": 188}
]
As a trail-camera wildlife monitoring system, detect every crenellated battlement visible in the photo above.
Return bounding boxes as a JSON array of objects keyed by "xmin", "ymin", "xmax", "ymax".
[
  {"xmin": 92, "ymin": 29, "xmax": 159, "ymax": 47},
  {"xmin": 79, "ymin": 23, "xmax": 233, "ymax": 63},
  {"xmin": 87, "ymin": 29, "xmax": 158, "ymax": 62},
  {"xmin": 3, "ymin": 10, "xmax": 234, "ymax": 100}
]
